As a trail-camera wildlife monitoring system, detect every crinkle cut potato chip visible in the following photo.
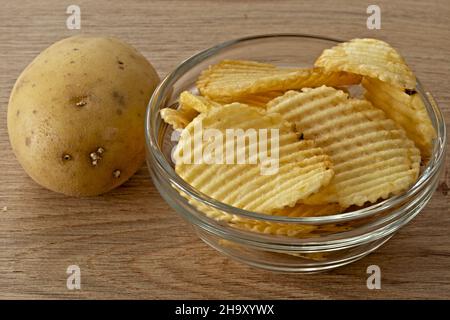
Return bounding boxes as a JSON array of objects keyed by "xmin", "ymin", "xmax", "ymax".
[
  {"xmin": 267, "ymin": 86, "xmax": 421, "ymax": 208},
  {"xmin": 234, "ymin": 203, "xmax": 343, "ymax": 237},
  {"xmin": 160, "ymin": 91, "xmax": 219, "ymax": 129},
  {"xmin": 160, "ymin": 107, "xmax": 196, "ymax": 130},
  {"xmin": 173, "ymin": 103, "xmax": 334, "ymax": 213},
  {"xmin": 184, "ymin": 199, "xmax": 342, "ymax": 237},
  {"xmin": 179, "ymin": 90, "xmax": 221, "ymax": 113},
  {"xmin": 267, "ymin": 85, "xmax": 349, "ymax": 122},
  {"xmin": 187, "ymin": 199, "xmax": 318, "ymax": 237},
  {"xmin": 177, "ymin": 188, "xmax": 342, "ymax": 237},
  {"xmin": 231, "ymin": 217, "xmax": 317, "ymax": 237},
  {"xmin": 180, "ymin": 90, "xmax": 282, "ymax": 110},
  {"xmin": 315, "ymin": 38, "xmax": 416, "ymax": 89},
  {"xmin": 196, "ymin": 60, "xmax": 361, "ymax": 101},
  {"xmin": 362, "ymin": 77, "xmax": 436, "ymax": 159},
  {"xmin": 272, "ymin": 203, "xmax": 343, "ymax": 217},
  {"xmin": 160, "ymin": 91, "xmax": 221, "ymax": 129},
  {"xmin": 212, "ymin": 91, "xmax": 284, "ymax": 108}
]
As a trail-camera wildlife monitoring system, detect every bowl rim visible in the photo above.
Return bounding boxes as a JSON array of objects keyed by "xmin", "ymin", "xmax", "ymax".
[{"xmin": 145, "ymin": 33, "xmax": 447, "ymax": 224}]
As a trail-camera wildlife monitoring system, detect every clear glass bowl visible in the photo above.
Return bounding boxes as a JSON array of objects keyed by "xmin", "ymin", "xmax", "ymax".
[{"xmin": 145, "ymin": 34, "xmax": 447, "ymax": 272}]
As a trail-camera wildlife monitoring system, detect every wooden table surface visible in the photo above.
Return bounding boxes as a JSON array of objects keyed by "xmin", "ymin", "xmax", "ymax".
[{"xmin": 0, "ymin": 0, "xmax": 449, "ymax": 299}]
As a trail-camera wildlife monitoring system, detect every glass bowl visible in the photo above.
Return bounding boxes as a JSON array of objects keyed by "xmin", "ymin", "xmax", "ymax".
[{"xmin": 145, "ymin": 34, "xmax": 446, "ymax": 272}]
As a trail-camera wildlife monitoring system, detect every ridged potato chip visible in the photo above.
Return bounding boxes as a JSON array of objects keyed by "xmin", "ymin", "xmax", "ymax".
[
  {"xmin": 362, "ymin": 77, "xmax": 436, "ymax": 158},
  {"xmin": 183, "ymin": 198, "xmax": 343, "ymax": 237},
  {"xmin": 197, "ymin": 60, "xmax": 361, "ymax": 101},
  {"xmin": 174, "ymin": 103, "xmax": 334, "ymax": 213},
  {"xmin": 180, "ymin": 195, "xmax": 341, "ymax": 238},
  {"xmin": 160, "ymin": 91, "xmax": 221, "ymax": 129},
  {"xmin": 179, "ymin": 90, "xmax": 221, "ymax": 113},
  {"xmin": 267, "ymin": 85, "xmax": 349, "ymax": 120},
  {"xmin": 230, "ymin": 217, "xmax": 317, "ymax": 237},
  {"xmin": 160, "ymin": 107, "xmax": 197, "ymax": 130},
  {"xmin": 273, "ymin": 203, "xmax": 343, "ymax": 217},
  {"xmin": 213, "ymin": 91, "xmax": 284, "ymax": 107},
  {"xmin": 315, "ymin": 38, "xmax": 416, "ymax": 89},
  {"xmin": 267, "ymin": 86, "xmax": 421, "ymax": 207}
]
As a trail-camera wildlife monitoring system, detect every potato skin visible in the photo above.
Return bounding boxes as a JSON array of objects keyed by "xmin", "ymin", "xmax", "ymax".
[{"xmin": 7, "ymin": 35, "xmax": 160, "ymax": 196}]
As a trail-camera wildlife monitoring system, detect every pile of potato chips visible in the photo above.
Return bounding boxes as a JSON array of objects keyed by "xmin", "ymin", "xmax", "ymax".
[{"xmin": 160, "ymin": 38, "xmax": 436, "ymax": 237}]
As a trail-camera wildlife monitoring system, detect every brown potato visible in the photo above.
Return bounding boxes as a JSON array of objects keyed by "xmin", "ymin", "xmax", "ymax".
[{"xmin": 7, "ymin": 35, "xmax": 160, "ymax": 196}]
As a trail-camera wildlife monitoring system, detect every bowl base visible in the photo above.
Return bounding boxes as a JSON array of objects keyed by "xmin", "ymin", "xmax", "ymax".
[{"xmin": 196, "ymin": 227, "xmax": 393, "ymax": 273}]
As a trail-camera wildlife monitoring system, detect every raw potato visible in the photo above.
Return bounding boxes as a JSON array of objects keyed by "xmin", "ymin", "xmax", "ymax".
[{"xmin": 7, "ymin": 35, "xmax": 160, "ymax": 196}]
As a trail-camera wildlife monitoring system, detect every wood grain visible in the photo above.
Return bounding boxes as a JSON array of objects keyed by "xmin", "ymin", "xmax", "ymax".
[{"xmin": 0, "ymin": 0, "xmax": 449, "ymax": 299}]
